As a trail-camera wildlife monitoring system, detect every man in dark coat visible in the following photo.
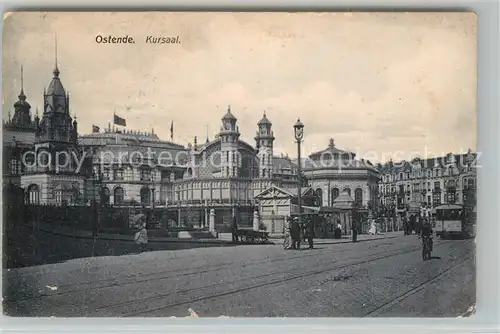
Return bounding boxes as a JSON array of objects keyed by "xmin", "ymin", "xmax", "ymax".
[
  {"xmin": 351, "ymin": 220, "xmax": 358, "ymax": 243},
  {"xmin": 291, "ymin": 218, "xmax": 301, "ymax": 250},
  {"xmin": 231, "ymin": 209, "xmax": 238, "ymax": 243}
]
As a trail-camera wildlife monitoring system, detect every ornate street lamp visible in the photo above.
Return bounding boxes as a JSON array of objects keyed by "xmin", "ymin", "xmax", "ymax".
[
  {"xmin": 92, "ymin": 170, "xmax": 103, "ymax": 237},
  {"xmin": 293, "ymin": 119, "xmax": 304, "ymax": 226}
]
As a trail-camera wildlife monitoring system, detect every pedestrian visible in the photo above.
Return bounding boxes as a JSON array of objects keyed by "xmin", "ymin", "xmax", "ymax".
[
  {"xmin": 283, "ymin": 216, "xmax": 293, "ymax": 250},
  {"xmin": 301, "ymin": 223, "xmax": 306, "ymax": 243},
  {"xmin": 306, "ymin": 219, "xmax": 314, "ymax": 249},
  {"xmin": 231, "ymin": 211, "xmax": 238, "ymax": 244},
  {"xmin": 335, "ymin": 220, "xmax": 342, "ymax": 239},
  {"xmin": 133, "ymin": 214, "xmax": 148, "ymax": 253},
  {"xmin": 368, "ymin": 219, "xmax": 376, "ymax": 235},
  {"xmin": 351, "ymin": 220, "xmax": 358, "ymax": 243},
  {"xmin": 291, "ymin": 218, "xmax": 301, "ymax": 250}
]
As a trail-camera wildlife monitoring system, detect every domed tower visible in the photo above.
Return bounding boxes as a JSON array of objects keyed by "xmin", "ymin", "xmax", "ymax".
[
  {"xmin": 37, "ymin": 40, "xmax": 76, "ymax": 144},
  {"xmin": 11, "ymin": 65, "xmax": 33, "ymax": 129},
  {"xmin": 255, "ymin": 112, "xmax": 275, "ymax": 178},
  {"xmin": 219, "ymin": 105, "xmax": 240, "ymax": 177}
]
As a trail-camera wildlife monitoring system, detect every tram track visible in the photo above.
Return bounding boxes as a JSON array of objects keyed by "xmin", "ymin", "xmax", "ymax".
[
  {"xmin": 362, "ymin": 255, "xmax": 474, "ymax": 317},
  {"xmin": 112, "ymin": 241, "xmax": 447, "ymax": 316},
  {"xmin": 7, "ymin": 236, "xmax": 449, "ymax": 304}
]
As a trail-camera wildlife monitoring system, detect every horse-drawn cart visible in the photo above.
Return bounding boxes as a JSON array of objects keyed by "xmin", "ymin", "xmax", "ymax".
[{"xmin": 234, "ymin": 229, "xmax": 270, "ymax": 244}]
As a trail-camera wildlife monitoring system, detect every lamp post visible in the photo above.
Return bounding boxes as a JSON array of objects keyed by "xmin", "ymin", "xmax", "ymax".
[
  {"xmin": 93, "ymin": 170, "xmax": 103, "ymax": 238},
  {"xmin": 293, "ymin": 119, "xmax": 304, "ymax": 227},
  {"xmin": 150, "ymin": 175, "xmax": 156, "ymax": 226}
]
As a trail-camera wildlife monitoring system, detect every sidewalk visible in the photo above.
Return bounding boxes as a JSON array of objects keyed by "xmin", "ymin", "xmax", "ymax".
[{"xmin": 269, "ymin": 231, "xmax": 401, "ymax": 245}]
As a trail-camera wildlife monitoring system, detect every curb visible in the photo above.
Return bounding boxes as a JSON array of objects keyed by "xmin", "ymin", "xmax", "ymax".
[{"xmin": 22, "ymin": 224, "xmax": 234, "ymax": 245}]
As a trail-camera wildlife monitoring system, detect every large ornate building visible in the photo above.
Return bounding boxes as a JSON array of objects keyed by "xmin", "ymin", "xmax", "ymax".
[
  {"xmin": 5, "ymin": 59, "xmax": 479, "ymax": 235},
  {"xmin": 302, "ymin": 138, "xmax": 380, "ymax": 208},
  {"xmin": 17, "ymin": 59, "xmax": 87, "ymax": 206},
  {"xmin": 376, "ymin": 151, "xmax": 478, "ymax": 217}
]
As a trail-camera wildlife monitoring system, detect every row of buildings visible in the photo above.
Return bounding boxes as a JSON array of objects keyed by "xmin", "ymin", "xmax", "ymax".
[{"xmin": 3, "ymin": 60, "xmax": 478, "ymax": 233}]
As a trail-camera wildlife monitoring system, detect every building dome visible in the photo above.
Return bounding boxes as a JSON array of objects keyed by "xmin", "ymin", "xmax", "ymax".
[
  {"xmin": 309, "ymin": 138, "xmax": 356, "ymax": 162},
  {"xmin": 46, "ymin": 75, "xmax": 66, "ymax": 97},
  {"xmin": 222, "ymin": 105, "xmax": 237, "ymax": 120},
  {"xmin": 257, "ymin": 112, "xmax": 272, "ymax": 126}
]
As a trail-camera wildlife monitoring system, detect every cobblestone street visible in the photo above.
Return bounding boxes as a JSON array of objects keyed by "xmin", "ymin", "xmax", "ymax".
[{"xmin": 3, "ymin": 234, "xmax": 475, "ymax": 317}]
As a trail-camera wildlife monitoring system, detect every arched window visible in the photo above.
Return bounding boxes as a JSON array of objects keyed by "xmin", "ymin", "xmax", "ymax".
[
  {"xmin": 343, "ymin": 187, "xmax": 351, "ymax": 197},
  {"xmin": 315, "ymin": 188, "xmax": 323, "ymax": 206},
  {"xmin": 27, "ymin": 184, "xmax": 40, "ymax": 204},
  {"xmin": 114, "ymin": 187, "xmax": 124, "ymax": 205},
  {"xmin": 140, "ymin": 186, "xmax": 150, "ymax": 204},
  {"xmin": 332, "ymin": 188, "xmax": 340, "ymax": 202},
  {"xmin": 354, "ymin": 188, "xmax": 363, "ymax": 206}
]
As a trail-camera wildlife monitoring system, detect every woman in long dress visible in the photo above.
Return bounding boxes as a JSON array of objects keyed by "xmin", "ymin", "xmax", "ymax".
[
  {"xmin": 283, "ymin": 216, "xmax": 293, "ymax": 250},
  {"xmin": 368, "ymin": 219, "xmax": 377, "ymax": 235},
  {"xmin": 134, "ymin": 215, "xmax": 148, "ymax": 253}
]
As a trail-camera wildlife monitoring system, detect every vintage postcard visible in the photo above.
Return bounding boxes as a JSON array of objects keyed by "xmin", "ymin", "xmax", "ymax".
[{"xmin": 2, "ymin": 12, "xmax": 477, "ymax": 317}]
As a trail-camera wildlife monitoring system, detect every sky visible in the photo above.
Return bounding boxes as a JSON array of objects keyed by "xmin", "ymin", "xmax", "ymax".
[{"xmin": 2, "ymin": 12, "xmax": 477, "ymax": 163}]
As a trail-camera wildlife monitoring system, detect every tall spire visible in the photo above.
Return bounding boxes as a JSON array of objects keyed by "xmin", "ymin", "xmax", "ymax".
[
  {"xmin": 53, "ymin": 33, "xmax": 60, "ymax": 78},
  {"xmin": 18, "ymin": 65, "xmax": 26, "ymax": 101}
]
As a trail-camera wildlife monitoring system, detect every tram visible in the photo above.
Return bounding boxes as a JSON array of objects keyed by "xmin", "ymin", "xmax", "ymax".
[{"xmin": 432, "ymin": 204, "xmax": 474, "ymax": 239}]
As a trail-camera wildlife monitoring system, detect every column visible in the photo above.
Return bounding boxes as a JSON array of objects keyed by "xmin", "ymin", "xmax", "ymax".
[
  {"xmin": 205, "ymin": 207, "xmax": 208, "ymax": 228},
  {"xmin": 253, "ymin": 210, "xmax": 259, "ymax": 231},
  {"xmin": 209, "ymin": 208, "xmax": 215, "ymax": 234}
]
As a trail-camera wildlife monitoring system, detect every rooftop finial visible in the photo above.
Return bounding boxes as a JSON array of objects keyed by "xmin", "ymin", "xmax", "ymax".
[
  {"xmin": 18, "ymin": 65, "xmax": 26, "ymax": 101},
  {"xmin": 53, "ymin": 33, "xmax": 60, "ymax": 77},
  {"xmin": 329, "ymin": 138, "xmax": 335, "ymax": 148}
]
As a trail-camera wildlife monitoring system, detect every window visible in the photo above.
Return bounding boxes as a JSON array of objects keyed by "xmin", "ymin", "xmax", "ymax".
[
  {"xmin": 114, "ymin": 187, "xmax": 124, "ymax": 204},
  {"xmin": 103, "ymin": 168, "xmax": 111, "ymax": 180},
  {"xmin": 315, "ymin": 188, "xmax": 323, "ymax": 206},
  {"xmin": 343, "ymin": 187, "xmax": 351, "ymax": 196},
  {"xmin": 446, "ymin": 192, "xmax": 456, "ymax": 204},
  {"xmin": 399, "ymin": 185, "xmax": 404, "ymax": 195},
  {"xmin": 140, "ymin": 186, "xmax": 150, "ymax": 204},
  {"xmin": 9, "ymin": 158, "xmax": 21, "ymax": 175},
  {"xmin": 434, "ymin": 181, "xmax": 440, "ymax": 190},
  {"xmin": 468, "ymin": 178, "xmax": 475, "ymax": 189},
  {"xmin": 27, "ymin": 184, "xmax": 40, "ymax": 204},
  {"xmin": 332, "ymin": 188, "xmax": 339, "ymax": 201},
  {"xmin": 432, "ymin": 193, "xmax": 441, "ymax": 206},
  {"xmin": 114, "ymin": 168, "xmax": 124, "ymax": 180},
  {"xmin": 436, "ymin": 209, "xmax": 462, "ymax": 220},
  {"xmin": 100, "ymin": 187, "xmax": 110, "ymax": 205},
  {"xmin": 354, "ymin": 188, "xmax": 363, "ymax": 206},
  {"xmin": 140, "ymin": 167, "xmax": 151, "ymax": 181}
]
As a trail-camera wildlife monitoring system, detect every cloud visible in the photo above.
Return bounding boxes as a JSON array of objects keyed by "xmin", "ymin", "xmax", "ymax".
[{"xmin": 2, "ymin": 12, "xmax": 476, "ymax": 163}]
